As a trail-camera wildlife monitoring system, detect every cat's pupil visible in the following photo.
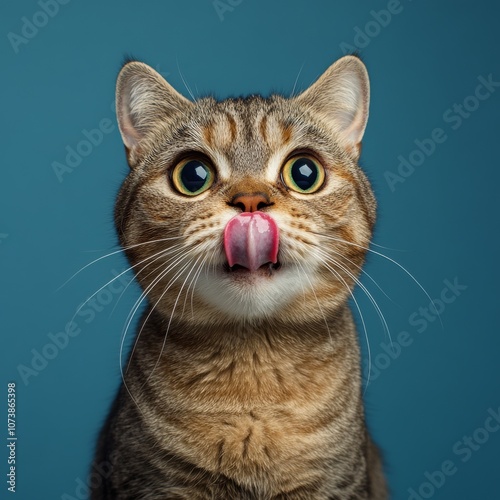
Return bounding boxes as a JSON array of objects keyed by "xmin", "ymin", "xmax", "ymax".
[
  {"xmin": 291, "ymin": 158, "xmax": 318, "ymax": 190},
  {"xmin": 181, "ymin": 160, "xmax": 209, "ymax": 192}
]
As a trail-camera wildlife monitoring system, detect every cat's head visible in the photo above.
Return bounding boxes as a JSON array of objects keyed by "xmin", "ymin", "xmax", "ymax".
[{"xmin": 114, "ymin": 55, "xmax": 375, "ymax": 326}]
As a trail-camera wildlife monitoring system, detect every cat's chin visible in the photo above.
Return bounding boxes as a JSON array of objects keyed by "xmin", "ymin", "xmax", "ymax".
[{"xmin": 194, "ymin": 261, "xmax": 313, "ymax": 320}]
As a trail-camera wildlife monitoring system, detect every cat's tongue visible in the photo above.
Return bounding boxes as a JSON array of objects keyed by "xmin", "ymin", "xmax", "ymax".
[{"xmin": 224, "ymin": 212, "xmax": 279, "ymax": 272}]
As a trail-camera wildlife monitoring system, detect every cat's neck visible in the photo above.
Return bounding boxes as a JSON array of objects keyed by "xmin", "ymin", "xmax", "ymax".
[
  {"xmin": 147, "ymin": 305, "xmax": 354, "ymax": 358},
  {"xmin": 128, "ymin": 305, "xmax": 362, "ymax": 411}
]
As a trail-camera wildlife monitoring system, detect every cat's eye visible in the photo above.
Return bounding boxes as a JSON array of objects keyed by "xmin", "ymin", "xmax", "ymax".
[
  {"xmin": 171, "ymin": 158, "xmax": 214, "ymax": 196},
  {"xmin": 281, "ymin": 155, "xmax": 325, "ymax": 194}
]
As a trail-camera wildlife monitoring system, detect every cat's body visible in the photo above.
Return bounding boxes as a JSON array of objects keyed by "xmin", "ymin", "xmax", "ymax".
[{"xmin": 91, "ymin": 56, "xmax": 387, "ymax": 499}]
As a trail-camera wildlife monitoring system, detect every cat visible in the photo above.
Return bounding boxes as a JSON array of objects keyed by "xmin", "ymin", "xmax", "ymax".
[{"xmin": 90, "ymin": 54, "xmax": 387, "ymax": 499}]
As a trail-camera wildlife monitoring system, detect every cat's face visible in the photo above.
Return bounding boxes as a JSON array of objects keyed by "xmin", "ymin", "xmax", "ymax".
[{"xmin": 114, "ymin": 56, "xmax": 375, "ymax": 325}]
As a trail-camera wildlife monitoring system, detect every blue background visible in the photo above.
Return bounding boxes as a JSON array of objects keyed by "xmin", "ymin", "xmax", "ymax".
[{"xmin": 2, "ymin": 1, "xmax": 499, "ymax": 499}]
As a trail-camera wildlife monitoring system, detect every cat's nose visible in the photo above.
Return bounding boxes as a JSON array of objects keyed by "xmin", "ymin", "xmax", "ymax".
[{"xmin": 229, "ymin": 192, "xmax": 272, "ymax": 213}]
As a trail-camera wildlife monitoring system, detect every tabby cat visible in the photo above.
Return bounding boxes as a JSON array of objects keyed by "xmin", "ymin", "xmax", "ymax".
[{"xmin": 91, "ymin": 55, "xmax": 387, "ymax": 499}]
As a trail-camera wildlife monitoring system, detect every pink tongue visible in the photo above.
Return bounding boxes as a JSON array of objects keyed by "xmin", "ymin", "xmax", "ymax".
[{"xmin": 224, "ymin": 212, "xmax": 279, "ymax": 272}]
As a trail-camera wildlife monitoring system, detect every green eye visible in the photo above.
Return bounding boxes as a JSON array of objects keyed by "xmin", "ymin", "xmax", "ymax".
[
  {"xmin": 281, "ymin": 155, "xmax": 325, "ymax": 193},
  {"xmin": 172, "ymin": 158, "xmax": 214, "ymax": 196}
]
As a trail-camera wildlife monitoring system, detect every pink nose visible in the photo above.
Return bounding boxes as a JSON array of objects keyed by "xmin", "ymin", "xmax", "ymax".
[{"xmin": 223, "ymin": 212, "xmax": 279, "ymax": 272}]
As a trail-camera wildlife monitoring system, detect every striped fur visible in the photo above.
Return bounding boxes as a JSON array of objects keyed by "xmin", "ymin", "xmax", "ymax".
[{"xmin": 91, "ymin": 55, "xmax": 387, "ymax": 499}]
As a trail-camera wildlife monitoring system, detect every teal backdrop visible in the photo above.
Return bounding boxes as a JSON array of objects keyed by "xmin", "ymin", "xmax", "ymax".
[{"xmin": 2, "ymin": 1, "xmax": 499, "ymax": 499}]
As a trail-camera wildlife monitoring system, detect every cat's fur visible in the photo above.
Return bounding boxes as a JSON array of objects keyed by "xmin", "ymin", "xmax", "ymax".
[{"xmin": 91, "ymin": 55, "xmax": 387, "ymax": 499}]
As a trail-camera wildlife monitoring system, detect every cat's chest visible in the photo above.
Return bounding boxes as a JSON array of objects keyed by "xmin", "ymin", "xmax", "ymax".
[
  {"xmin": 167, "ymin": 402, "xmax": 338, "ymax": 494},
  {"xmin": 149, "ymin": 344, "xmax": 353, "ymax": 490}
]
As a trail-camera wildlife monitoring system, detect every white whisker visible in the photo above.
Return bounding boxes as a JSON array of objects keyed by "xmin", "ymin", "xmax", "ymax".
[
  {"xmin": 187, "ymin": 251, "xmax": 211, "ymax": 320},
  {"xmin": 292, "ymin": 256, "xmax": 333, "ymax": 345},
  {"xmin": 57, "ymin": 236, "xmax": 183, "ymax": 290},
  {"xmin": 327, "ymin": 246, "xmax": 394, "ymax": 304},
  {"xmin": 293, "ymin": 240, "xmax": 372, "ymax": 390},
  {"xmin": 316, "ymin": 247, "xmax": 393, "ymax": 347},
  {"xmin": 312, "ymin": 231, "xmax": 443, "ymax": 327},
  {"xmin": 144, "ymin": 255, "xmax": 203, "ymax": 385},
  {"xmin": 176, "ymin": 57, "xmax": 196, "ymax": 101},
  {"xmin": 68, "ymin": 244, "xmax": 184, "ymax": 328},
  {"xmin": 118, "ymin": 253, "xmax": 194, "ymax": 418},
  {"xmin": 108, "ymin": 243, "xmax": 186, "ymax": 318},
  {"xmin": 323, "ymin": 259, "xmax": 372, "ymax": 392},
  {"xmin": 283, "ymin": 249, "xmax": 307, "ymax": 308},
  {"xmin": 122, "ymin": 251, "xmax": 192, "ymax": 374},
  {"xmin": 290, "ymin": 61, "xmax": 305, "ymax": 98}
]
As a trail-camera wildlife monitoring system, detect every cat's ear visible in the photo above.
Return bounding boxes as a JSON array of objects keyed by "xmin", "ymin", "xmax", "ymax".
[
  {"xmin": 295, "ymin": 55, "xmax": 369, "ymax": 158},
  {"xmin": 116, "ymin": 61, "xmax": 192, "ymax": 167}
]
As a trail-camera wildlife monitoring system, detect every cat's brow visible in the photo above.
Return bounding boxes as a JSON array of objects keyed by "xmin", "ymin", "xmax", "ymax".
[
  {"xmin": 200, "ymin": 111, "xmax": 241, "ymax": 179},
  {"xmin": 257, "ymin": 113, "xmax": 297, "ymax": 182},
  {"xmin": 257, "ymin": 113, "xmax": 293, "ymax": 150},
  {"xmin": 201, "ymin": 113, "xmax": 237, "ymax": 150}
]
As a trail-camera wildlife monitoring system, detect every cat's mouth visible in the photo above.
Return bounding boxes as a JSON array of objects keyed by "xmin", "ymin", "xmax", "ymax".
[{"xmin": 223, "ymin": 261, "xmax": 282, "ymax": 276}]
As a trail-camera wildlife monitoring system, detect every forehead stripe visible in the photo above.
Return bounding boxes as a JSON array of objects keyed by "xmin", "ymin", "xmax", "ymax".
[
  {"xmin": 202, "ymin": 123, "xmax": 214, "ymax": 149},
  {"xmin": 259, "ymin": 115, "xmax": 268, "ymax": 146},
  {"xmin": 226, "ymin": 112, "xmax": 237, "ymax": 143}
]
